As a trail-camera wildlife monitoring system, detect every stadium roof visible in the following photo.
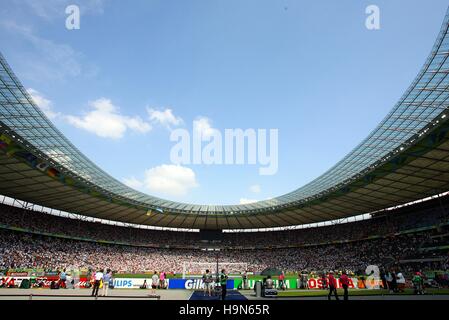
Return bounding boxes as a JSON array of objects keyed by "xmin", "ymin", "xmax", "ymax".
[{"xmin": 0, "ymin": 9, "xmax": 449, "ymax": 229}]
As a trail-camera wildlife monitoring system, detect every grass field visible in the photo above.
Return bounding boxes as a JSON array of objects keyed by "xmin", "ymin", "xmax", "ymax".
[{"xmin": 277, "ymin": 288, "xmax": 449, "ymax": 297}]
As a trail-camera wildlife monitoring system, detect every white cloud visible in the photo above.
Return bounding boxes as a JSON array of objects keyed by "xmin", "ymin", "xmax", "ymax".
[
  {"xmin": 239, "ymin": 198, "xmax": 258, "ymax": 205},
  {"xmin": 193, "ymin": 116, "xmax": 215, "ymax": 139},
  {"xmin": 147, "ymin": 108, "xmax": 183, "ymax": 129},
  {"xmin": 123, "ymin": 177, "xmax": 144, "ymax": 190},
  {"xmin": 15, "ymin": 0, "xmax": 106, "ymax": 20},
  {"xmin": 1, "ymin": 20, "xmax": 97, "ymax": 81},
  {"xmin": 143, "ymin": 164, "xmax": 198, "ymax": 197},
  {"xmin": 249, "ymin": 184, "xmax": 261, "ymax": 193},
  {"xmin": 65, "ymin": 98, "xmax": 151, "ymax": 139},
  {"xmin": 27, "ymin": 88, "xmax": 59, "ymax": 119}
]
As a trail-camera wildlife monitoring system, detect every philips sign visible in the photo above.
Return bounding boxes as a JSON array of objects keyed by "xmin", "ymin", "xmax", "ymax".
[{"xmin": 113, "ymin": 279, "xmax": 134, "ymax": 288}]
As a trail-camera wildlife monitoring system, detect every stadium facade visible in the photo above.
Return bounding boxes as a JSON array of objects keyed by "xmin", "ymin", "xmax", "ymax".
[{"xmin": 0, "ymin": 9, "xmax": 449, "ymax": 230}]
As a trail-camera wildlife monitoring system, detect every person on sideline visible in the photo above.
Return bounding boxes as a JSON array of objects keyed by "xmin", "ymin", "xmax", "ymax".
[
  {"xmin": 140, "ymin": 279, "xmax": 148, "ymax": 289},
  {"xmin": 91, "ymin": 269, "xmax": 103, "ymax": 297},
  {"xmin": 265, "ymin": 275, "xmax": 274, "ymax": 289},
  {"xmin": 151, "ymin": 271, "xmax": 159, "ymax": 295},
  {"xmin": 328, "ymin": 271, "xmax": 339, "ymax": 300},
  {"xmin": 242, "ymin": 271, "xmax": 248, "ymax": 290},
  {"xmin": 159, "ymin": 271, "xmax": 166, "ymax": 289},
  {"xmin": 59, "ymin": 269, "xmax": 67, "ymax": 289},
  {"xmin": 385, "ymin": 271, "xmax": 393, "ymax": 292},
  {"xmin": 279, "ymin": 272, "xmax": 285, "ymax": 290},
  {"xmin": 102, "ymin": 269, "xmax": 112, "ymax": 296},
  {"xmin": 220, "ymin": 269, "xmax": 228, "ymax": 300},
  {"xmin": 396, "ymin": 271, "xmax": 406, "ymax": 292},
  {"xmin": 203, "ymin": 269, "xmax": 213, "ymax": 296},
  {"xmin": 340, "ymin": 271, "xmax": 350, "ymax": 301},
  {"xmin": 412, "ymin": 272, "xmax": 424, "ymax": 295},
  {"xmin": 302, "ymin": 272, "xmax": 309, "ymax": 290},
  {"xmin": 321, "ymin": 272, "xmax": 327, "ymax": 290},
  {"xmin": 391, "ymin": 269, "xmax": 398, "ymax": 293}
]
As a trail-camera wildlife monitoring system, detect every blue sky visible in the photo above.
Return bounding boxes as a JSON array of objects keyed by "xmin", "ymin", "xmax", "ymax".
[{"xmin": 0, "ymin": 0, "xmax": 448, "ymax": 205}]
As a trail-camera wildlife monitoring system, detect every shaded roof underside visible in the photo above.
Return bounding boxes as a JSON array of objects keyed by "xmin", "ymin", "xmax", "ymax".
[{"xmin": 0, "ymin": 121, "xmax": 449, "ymax": 229}]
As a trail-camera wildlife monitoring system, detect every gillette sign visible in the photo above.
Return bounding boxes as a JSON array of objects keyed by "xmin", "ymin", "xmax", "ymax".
[{"xmin": 169, "ymin": 279, "xmax": 234, "ymax": 289}]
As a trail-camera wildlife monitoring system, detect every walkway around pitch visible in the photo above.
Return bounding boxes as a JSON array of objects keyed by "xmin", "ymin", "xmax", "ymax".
[{"xmin": 189, "ymin": 290, "xmax": 247, "ymax": 300}]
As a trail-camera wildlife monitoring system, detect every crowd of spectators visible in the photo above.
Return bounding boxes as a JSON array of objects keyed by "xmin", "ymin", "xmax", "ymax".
[
  {"xmin": 0, "ymin": 198, "xmax": 448, "ymax": 249},
  {"xmin": 0, "ymin": 199, "xmax": 448, "ymax": 275},
  {"xmin": 0, "ymin": 227, "xmax": 447, "ymax": 275}
]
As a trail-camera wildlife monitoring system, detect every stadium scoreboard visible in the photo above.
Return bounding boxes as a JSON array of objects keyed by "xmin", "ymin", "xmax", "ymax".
[{"xmin": 200, "ymin": 229, "xmax": 224, "ymax": 241}]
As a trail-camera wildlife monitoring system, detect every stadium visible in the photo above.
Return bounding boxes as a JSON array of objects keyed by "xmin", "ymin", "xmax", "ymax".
[{"xmin": 0, "ymin": 2, "xmax": 449, "ymax": 303}]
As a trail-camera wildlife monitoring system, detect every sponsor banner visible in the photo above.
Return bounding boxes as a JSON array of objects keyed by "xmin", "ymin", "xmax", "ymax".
[
  {"xmin": 106, "ymin": 278, "xmax": 232, "ymax": 290},
  {"xmin": 2, "ymin": 276, "xmax": 155, "ymax": 290},
  {"xmin": 307, "ymin": 278, "xmax": 358, "ymax": 289},
  {"xmin": 113, "ymin": 278, "xmax": 149, "ymax": 289},
  {"xmin": 241, "ymin": 279, "xmax": 296, "ymax": 290},
  {"xmin": 6, "ymin": 272, "xmax": 28, "ymax": 277},
  {"xmin": 168, "ymin": 279, "xmax": 234, "ymax": 290},
  {"xmin": 0, "ymin": 277, "xmax": 28, "ymax": 287},
  {"xmin": 111, "ymin": 278, "xmax": 169, "ymax": 289},
  {"xmin": 299, "ymin": 277, "xmax": 383, "ymax": 289},
  {"xmin": 34, "ymin": 276, "xmax": 60, "ymax": 288},
  {"xmin": 234, "ymin": 277, "xmax": 383, "ymax": 290},
  {"xmin": 1, "ymin": 276, "xmax": 90, "ymax": 289},
  {"xmin": 0, "ymin": 275, "xmax": 382, "ymax": 290}
]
